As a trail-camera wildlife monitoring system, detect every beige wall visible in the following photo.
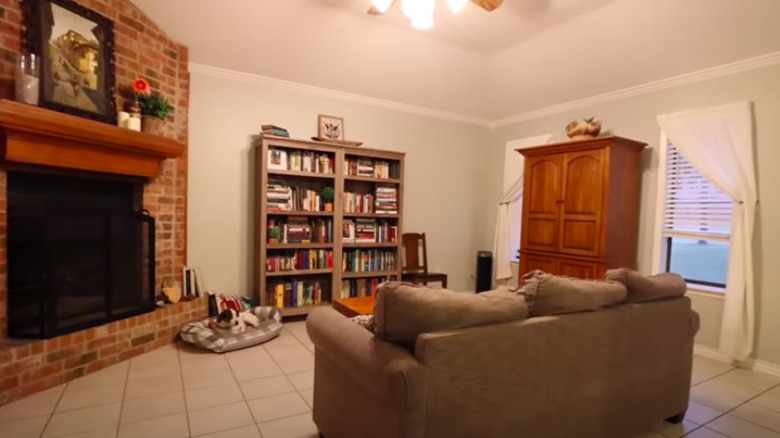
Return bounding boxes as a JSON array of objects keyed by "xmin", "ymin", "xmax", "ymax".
[
  {"xmin": 491, "ymin": 64, "xmax": 780, "ymax": 362},
  {"xmin": 188, "ymin": 71, "xmax": 495, "ymax": 298}
]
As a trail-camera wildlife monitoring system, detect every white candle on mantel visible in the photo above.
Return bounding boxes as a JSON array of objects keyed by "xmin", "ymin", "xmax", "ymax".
[
  {"xmin": 15, "ymin": 74, "xmax": 39, "ymax": 105},
  {"xmin": 127, "ymin": 116, "xmax": 141, "ymax": 132},
  {"xmin": 117, "ymin": 111, "xmax": 130, "ymax": 128}
]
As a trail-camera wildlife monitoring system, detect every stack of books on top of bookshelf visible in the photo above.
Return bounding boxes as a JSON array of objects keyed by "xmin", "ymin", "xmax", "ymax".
[
  {"xmin": 375, "ymin": 185, "xmax": 398, "ymax": 215},
  {"xmin": 268, "ymin": 218, "xmax": 333, "ymax": 244},
  {"xmin": 268, "ymin": 278, "xmax": 327, "ymax": 308},
  {"xmin": 262, "ymin": 125, "xmax": 289, "ymax": 137},
  {"xmin": 268, "ymin": 148, "xmax": 334, "ymax": 173},
  {"xmin": 345, "ymin": 157, "xmax": 399, "ymax": 179}
]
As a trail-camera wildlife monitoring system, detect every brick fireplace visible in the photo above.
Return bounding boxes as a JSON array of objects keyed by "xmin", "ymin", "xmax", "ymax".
[{"xmin": 0, "ymin": 0, "xmax": 204, "ymax": 406}]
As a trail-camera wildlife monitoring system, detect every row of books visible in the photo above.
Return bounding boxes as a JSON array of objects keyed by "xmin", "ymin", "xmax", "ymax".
[
  {"xmin": 343, "ymin": 192, "xmax": 374, "ymax": 214},
  {"xmin": 266, "ymin": 249, "xmax": 333, "ymax": 272},
  {"xmin": 267, "ymin": 147, "xmax": 334, "ymax": 174},
  {"xmin": 375, "ymin": 185, "xmax": 398, "ymax": 215},
  {"xmin": 344, "ymin": 158, "xmax": 399, "ymax": 179},
  {"xmin": 342, "ymin": 249, "xmax": 396, "ymax": 273},
  {"xmin": 341, "ymin": 277, "xmax": 390, "ymax": 298},
  {"xmin": 342, "ymin": 219, "xmax": 398, "ymax": 243},
  {"xmin": 267, "ymin": 217, "xmax": 333, "ymax": 244},
  {"xmin": 268, "ymin": 278, "xmax": 327, "ymax": 308},
  {"xmin": 267, "ymin": 182, "xmax": 330, "ymax": 212},
  {"xmin": 262, "ymin": 124, "xmax": 289, "ymax": 137}
]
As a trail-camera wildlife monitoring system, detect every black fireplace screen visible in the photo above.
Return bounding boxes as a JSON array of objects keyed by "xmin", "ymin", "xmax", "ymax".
[{"xmin": 7, "ymin": 172, "xmax": 156, "ymax": 339}]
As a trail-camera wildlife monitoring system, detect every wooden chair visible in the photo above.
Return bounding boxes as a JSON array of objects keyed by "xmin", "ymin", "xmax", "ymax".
[{"xmin": 401, "ymin": 232, "xmax": 448, "ymax": 288}]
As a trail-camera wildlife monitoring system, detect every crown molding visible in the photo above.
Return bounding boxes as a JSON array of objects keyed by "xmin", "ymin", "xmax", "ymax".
[
  {"xmin": 489, "ymin": 51, "xmax": 780, "ymax": 129},
  {"xmin": 188, "ymin": 63, "xmax": 493, "ymax": 128}
]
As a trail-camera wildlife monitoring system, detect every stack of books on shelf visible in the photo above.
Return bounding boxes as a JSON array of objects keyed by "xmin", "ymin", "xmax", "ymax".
[
  {"xmin": 374, "ymin": 185, "xmax": 398, "ymax": 215},
  {"xmin": 343, "ymin": 191, "xmax": 374, "ymax": 214},
  {"xmin": 262, "ymin": 124, "xmax": 289, "ymax": 137},
  {"xmin": 266, "ymin": 249, "xmax": 333, "ymax": 272},
  {"xmin": 344, "ymin": 157, "xmax": 399, "ymax": 179},
  {"xmin": 342, "ymin": 249, "xmax": 396, "ymax": 273},
  {"xmin": 268, "ymin": 147, "xmax": 334, "ymax": 173},
  {"xmin": 377, "ymin": 220, "xmax": 398, "ymax": 243},
  {"xmin": 342, "ymin": 219, "xmax": 397, "ymax": 243},
  {"xmin": 267, "ymin": 278, "xmax": 327, "ymax": 308},
  {"xmin": 341, "ymin": 276, "xmax": 390, "ymax": 298},
  {"xmin": 268, "ymin": 218, "xmax": 333, "ymax": 244},
  {"xmin": 267, "ymin": 181, "xmax": 292, "ymax": 211}
]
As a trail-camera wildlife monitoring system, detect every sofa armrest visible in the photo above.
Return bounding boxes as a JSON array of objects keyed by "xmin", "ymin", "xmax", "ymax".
[{"xmin": 306, "ymin": 307, "xmax": 425, "ymax": 409}]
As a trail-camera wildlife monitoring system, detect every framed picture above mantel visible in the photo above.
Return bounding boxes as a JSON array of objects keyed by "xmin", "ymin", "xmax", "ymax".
[{"xmin": 21, "ymin": 0, "xmax": 117, "ymax": 124}]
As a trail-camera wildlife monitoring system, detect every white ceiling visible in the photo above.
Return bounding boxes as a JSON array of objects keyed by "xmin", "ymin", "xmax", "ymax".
[{"xmin": 133, "ymin": 0, "xmax": 780, "ymax": 122}]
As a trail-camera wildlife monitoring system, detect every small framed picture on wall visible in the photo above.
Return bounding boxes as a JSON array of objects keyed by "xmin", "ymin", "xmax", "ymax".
[{"xmin": 318, "ymin": 114, "xmax": 344, "ymax": 141}]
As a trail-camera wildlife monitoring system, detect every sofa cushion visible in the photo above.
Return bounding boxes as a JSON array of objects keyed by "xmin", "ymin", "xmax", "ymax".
[
  {"xmin": 520, "ymin": 270, "xmax": 627, "ymax": 316},
  {"xmin": 604, "ymin": 268, "xmax": 687, "ymax": 303},
  {"xmin": 373, "ymin": 282, "xmax": 529, "ymax": 349}
]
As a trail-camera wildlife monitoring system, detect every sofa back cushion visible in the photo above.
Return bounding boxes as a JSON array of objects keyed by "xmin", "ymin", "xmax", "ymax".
[
  {"xmin": 605, "ymin": 268, "xmax": 687, "ymax": 303},
  {"xmin": 521, "ymin": 270, "xmax": 626, "ymax": 316},
  {"xmin": 373, "ymin": 282, "xmax": 529, "ymax": 350}
]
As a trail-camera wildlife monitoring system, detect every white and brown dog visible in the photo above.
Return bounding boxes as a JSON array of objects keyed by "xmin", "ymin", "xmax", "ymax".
[{"xmin": 215, "ymin": 309, "xmax": 261, "ymax": 333}]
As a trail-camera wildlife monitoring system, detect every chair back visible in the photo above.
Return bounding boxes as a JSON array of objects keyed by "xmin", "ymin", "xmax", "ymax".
[{"xmin": 402, "ymin": 232, "xmax": 428, "ymax": 274}]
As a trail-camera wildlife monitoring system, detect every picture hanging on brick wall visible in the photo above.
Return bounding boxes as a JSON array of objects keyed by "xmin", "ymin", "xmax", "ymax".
[{"xmin": 21, "ymin": 0, "xmax": 117, "ymax": 124}]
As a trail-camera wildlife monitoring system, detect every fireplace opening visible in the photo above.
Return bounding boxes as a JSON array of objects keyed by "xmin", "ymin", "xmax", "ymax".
[{"xmin": 7, "ymin": 171, "xmax": 156, "ymax": 339}]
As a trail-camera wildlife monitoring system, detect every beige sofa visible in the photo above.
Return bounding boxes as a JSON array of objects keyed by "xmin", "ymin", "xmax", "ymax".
[{"xmin": 306, "ymin": 282, "xmax": 699, "ymax": 438}]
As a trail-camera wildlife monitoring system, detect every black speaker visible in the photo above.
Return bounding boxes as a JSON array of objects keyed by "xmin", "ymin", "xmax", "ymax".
[{"xmin": 476, "ymin": 251, "xmax": 493, "ymax": 293}]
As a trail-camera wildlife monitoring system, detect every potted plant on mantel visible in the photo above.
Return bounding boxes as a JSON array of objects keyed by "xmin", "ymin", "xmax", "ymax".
[{"xmin": 132, "ymin": 78, "xmax": 174, "ymax": 136}]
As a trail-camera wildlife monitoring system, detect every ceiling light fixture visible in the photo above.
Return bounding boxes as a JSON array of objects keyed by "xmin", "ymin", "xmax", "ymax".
[
  {"xmin": 371, "ymin": 0, "xmax": 394, "ymax": 14},
  {"xmin": 368, "ymin": 0, "xmax": 503, "ymax": 29},
  {"xmin": 446, "ymin": 0, "xmax": 469, "ymax": 13}
]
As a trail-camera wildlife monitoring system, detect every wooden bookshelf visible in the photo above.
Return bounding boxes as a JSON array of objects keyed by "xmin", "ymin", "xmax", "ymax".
[{"xmin": 255, "ymin": 135, "xmax": 405, "ymax": 316}]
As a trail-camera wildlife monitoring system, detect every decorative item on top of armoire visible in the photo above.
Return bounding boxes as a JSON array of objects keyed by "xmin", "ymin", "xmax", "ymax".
[
  {"xmin": 566, "ymin": 117, "xmax": 602, "ymax": 140},
  {"xmin": 312, "ymin": 114, "xmax": 364, "ymax": 146},
  {"xmin": 516, "ymin": 136, "xmax": 646, "ymax": 280}
]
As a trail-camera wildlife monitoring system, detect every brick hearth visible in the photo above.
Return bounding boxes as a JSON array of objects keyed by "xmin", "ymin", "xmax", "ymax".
[{"xmin": 0, "ymin": 0, "xmax": 195, "ymax": 406}]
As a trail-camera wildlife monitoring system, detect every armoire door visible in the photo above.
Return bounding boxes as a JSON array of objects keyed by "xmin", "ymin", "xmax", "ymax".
[
  {"xmin": 519, "ymin": 252, "xmax": 557, "ymax": 277},
  {"xmin": 521, "ymin": 154, "xmax": 562, "ymax": 253},
  {"xmin": 558, "ymin": 149, "xmax": 605, "ymax": 257},
  {"xmin": 558, "ymin": 258, "xmax": 601, "ymax": 279}
]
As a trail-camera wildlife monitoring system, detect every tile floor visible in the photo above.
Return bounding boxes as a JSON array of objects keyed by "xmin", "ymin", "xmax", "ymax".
[{"xmin": 1, "ymin": 321, "xmax": 779, "ymax": 438}]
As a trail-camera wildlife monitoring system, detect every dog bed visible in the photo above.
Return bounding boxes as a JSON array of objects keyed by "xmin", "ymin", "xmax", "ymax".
[{"xmin": 180, "ymin": 306, "xmax": 283, "ymax": 353}]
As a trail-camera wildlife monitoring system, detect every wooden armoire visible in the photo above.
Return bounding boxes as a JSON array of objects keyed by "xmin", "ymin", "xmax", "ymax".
[{"xmin": 517, "ymin": 136, "xmax": 646, "ymax": 279}]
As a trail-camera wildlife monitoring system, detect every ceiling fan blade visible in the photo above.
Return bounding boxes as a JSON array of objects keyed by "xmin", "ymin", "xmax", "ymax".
[{"xmin": 470, "ymin": 0, "xmax": 503, "ymax": 12}]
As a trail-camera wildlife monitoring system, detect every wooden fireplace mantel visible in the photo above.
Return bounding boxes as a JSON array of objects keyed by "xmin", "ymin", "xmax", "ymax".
[{"xmin": 0, "ymin": 99, "xmax": 185, "ymax": 178}]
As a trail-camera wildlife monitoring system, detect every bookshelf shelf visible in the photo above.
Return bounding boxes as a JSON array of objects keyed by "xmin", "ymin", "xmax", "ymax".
[
  {"xmin": 342, "ymin": 271, "xmax": 400, "ymax": 279},
  {"xmin": 266, "ymin": 268, "xmax": 333, "ymax": 277},
  {"xmin": 269, "ymin": 169, "xmax": 335, "ymax": 179},
  {"xmin": 255, "ymin": 134, "xmax": 405, "ymax": 316}
]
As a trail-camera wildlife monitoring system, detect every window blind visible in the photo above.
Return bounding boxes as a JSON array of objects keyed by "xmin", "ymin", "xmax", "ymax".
[{"xmin": 663, "ymin": 142, "xmax": 733, "ymax": 239}]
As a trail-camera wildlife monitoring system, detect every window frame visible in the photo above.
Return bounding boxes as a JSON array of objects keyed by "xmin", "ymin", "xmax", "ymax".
[{"xmin": 652, "ymin": 133, "xmax": 732, "ymax": 293}]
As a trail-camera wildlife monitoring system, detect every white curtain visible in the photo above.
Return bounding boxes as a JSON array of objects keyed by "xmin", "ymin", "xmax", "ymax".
[
  {"xmin": 493, "ymin": 135, "xmax": 553, "ymax": 283},
  {"xmin": 657, "ymin": 101, "xmax": 756, "ymax": 362}
]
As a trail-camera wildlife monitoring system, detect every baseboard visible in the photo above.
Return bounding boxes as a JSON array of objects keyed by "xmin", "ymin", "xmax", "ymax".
[{"xmin": 693, "ymin": 344, "xmax": 780, "ymax": 377}]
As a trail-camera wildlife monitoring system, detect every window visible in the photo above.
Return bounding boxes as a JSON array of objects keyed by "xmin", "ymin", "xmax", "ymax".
[{"xmin": 661, "ymin": 141, "xmax": 732, "ymax": 288}]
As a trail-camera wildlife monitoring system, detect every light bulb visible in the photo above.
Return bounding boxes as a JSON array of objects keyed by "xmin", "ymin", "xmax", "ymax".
[
  {"xmin": 447, "ymin": 0, "xmax": 468, "ymax": 13},
  {"xmin": 372, "ymin": 0, "xmax": 393, "ymax": 14},
  {"xmin": 401, "ymin": 0, "xmax": 435, "ymax": 26}
]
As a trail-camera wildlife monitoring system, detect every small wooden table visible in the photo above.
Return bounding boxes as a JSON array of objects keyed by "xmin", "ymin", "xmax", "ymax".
[{"xmin": 333, "ymin": 296, "xmax": 376, "ymax": 317}]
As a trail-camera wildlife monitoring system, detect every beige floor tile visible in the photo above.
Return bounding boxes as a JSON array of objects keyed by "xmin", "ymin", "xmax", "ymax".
[
  {"xmin": 287, "ymin": 370, "xmax": 314, "ymax": 391},
  {"xmin": 188, "ymin": 401, "xmax": 255, "ymax": 437},
  {"xmin": 652, "ymin": 420, "xmax": 700, "ymax": 437},
  {"xmin": 225, "ymin": 346, "xmax": 273, "ymax": 363},
  {"xmin": 683, "ymin": 427, "xmax": 731, "ymax": 438},
  {"xmin": 186, "ymin": 382, "xmax": 244, "ymax": 411},
  {"xmin": 690, "ymin": 384, "xmax": 749, "ymax": 412},
  {"xmin": 731, "ymin": 402, "xmax": 780, "ymax": 432},
  {"xmin": 124, "ymin": 374, "xmax": 183, "ymax": 400},
  {"xmin": 0, "ymin": 415, "xmax": 49, "ymax": 438},
  {"xmin": 248, "ymin": 392, "xmax": 310, "ymax": 424},
  {"xmin": 686, "ymin": 401, "xmax": 723, "ymax": 425},
  {"xmin": 43, "ymin": 403, "xmax": 121, "ymax": 438},
  {"xmin": 120, "ymin": 391, "xmax": 186, "ymax": 424},
  {"xmin": 299, "ymin": 389, "xmax": 313, "ymax": 408},
  {"xmin": 230, "ymin": 358, "xmax": 284, "ymax": 382},
  {"xmin": 257, "ymin": 413, "xmax": 319, "ymax": 438},
  {"xmin": 691, "ymin": 356, "xmax": 736, "ymax": 385},
  {"xmin": 128, "ymin": 356, "xmax": 181, "ymax": 383},
  {"xmin": 60, "ymin": 426, "xmax": 118, "ymax": 438},
  {"xmin": 753, "ymin": 386, "xmax": 780, "ymax": 413},
  {"xmin": 274, "ymin": 353, "xmax": 314, "ymax": 374},
  {"xmin": 56, "ymin": 383, "xmax": 125, "ymax": 412},
  {"xmin": 182, "ymin": 363, "xmax": 236, "ymax": 390},
  {"xmin": 240, "ymin": 375, "xmax": 296, "ymax": 400},
  {"xmin": 708, "ymin": 414, "xmax": 780, "ymax": 438},
  {"xmin": 66, "ymin": 362, "xmax": 128, "ymax": 391},
  {"xmin": 0, "ymin": 384, "xmax": 65, "ymax": 421},
  {"xmin": 117, "ymin": 412, "xmax": 189, "ymax": 438},
  {"xmin": 198, "ymin": 424, "xmax": 263, "ymax": 438}
]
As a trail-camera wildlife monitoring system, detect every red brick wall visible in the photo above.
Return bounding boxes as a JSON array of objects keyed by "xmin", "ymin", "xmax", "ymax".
[
  {"xmin": 0, "ymin": 297, "xmax": 207, "ymax": 406},
  {"xmin": 0, "ymin": 0, "xmax": 190, "ymax": 336},
  {"xmin": 0, "ymin": 0, "xmax": 194, "ymax": 407}
]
